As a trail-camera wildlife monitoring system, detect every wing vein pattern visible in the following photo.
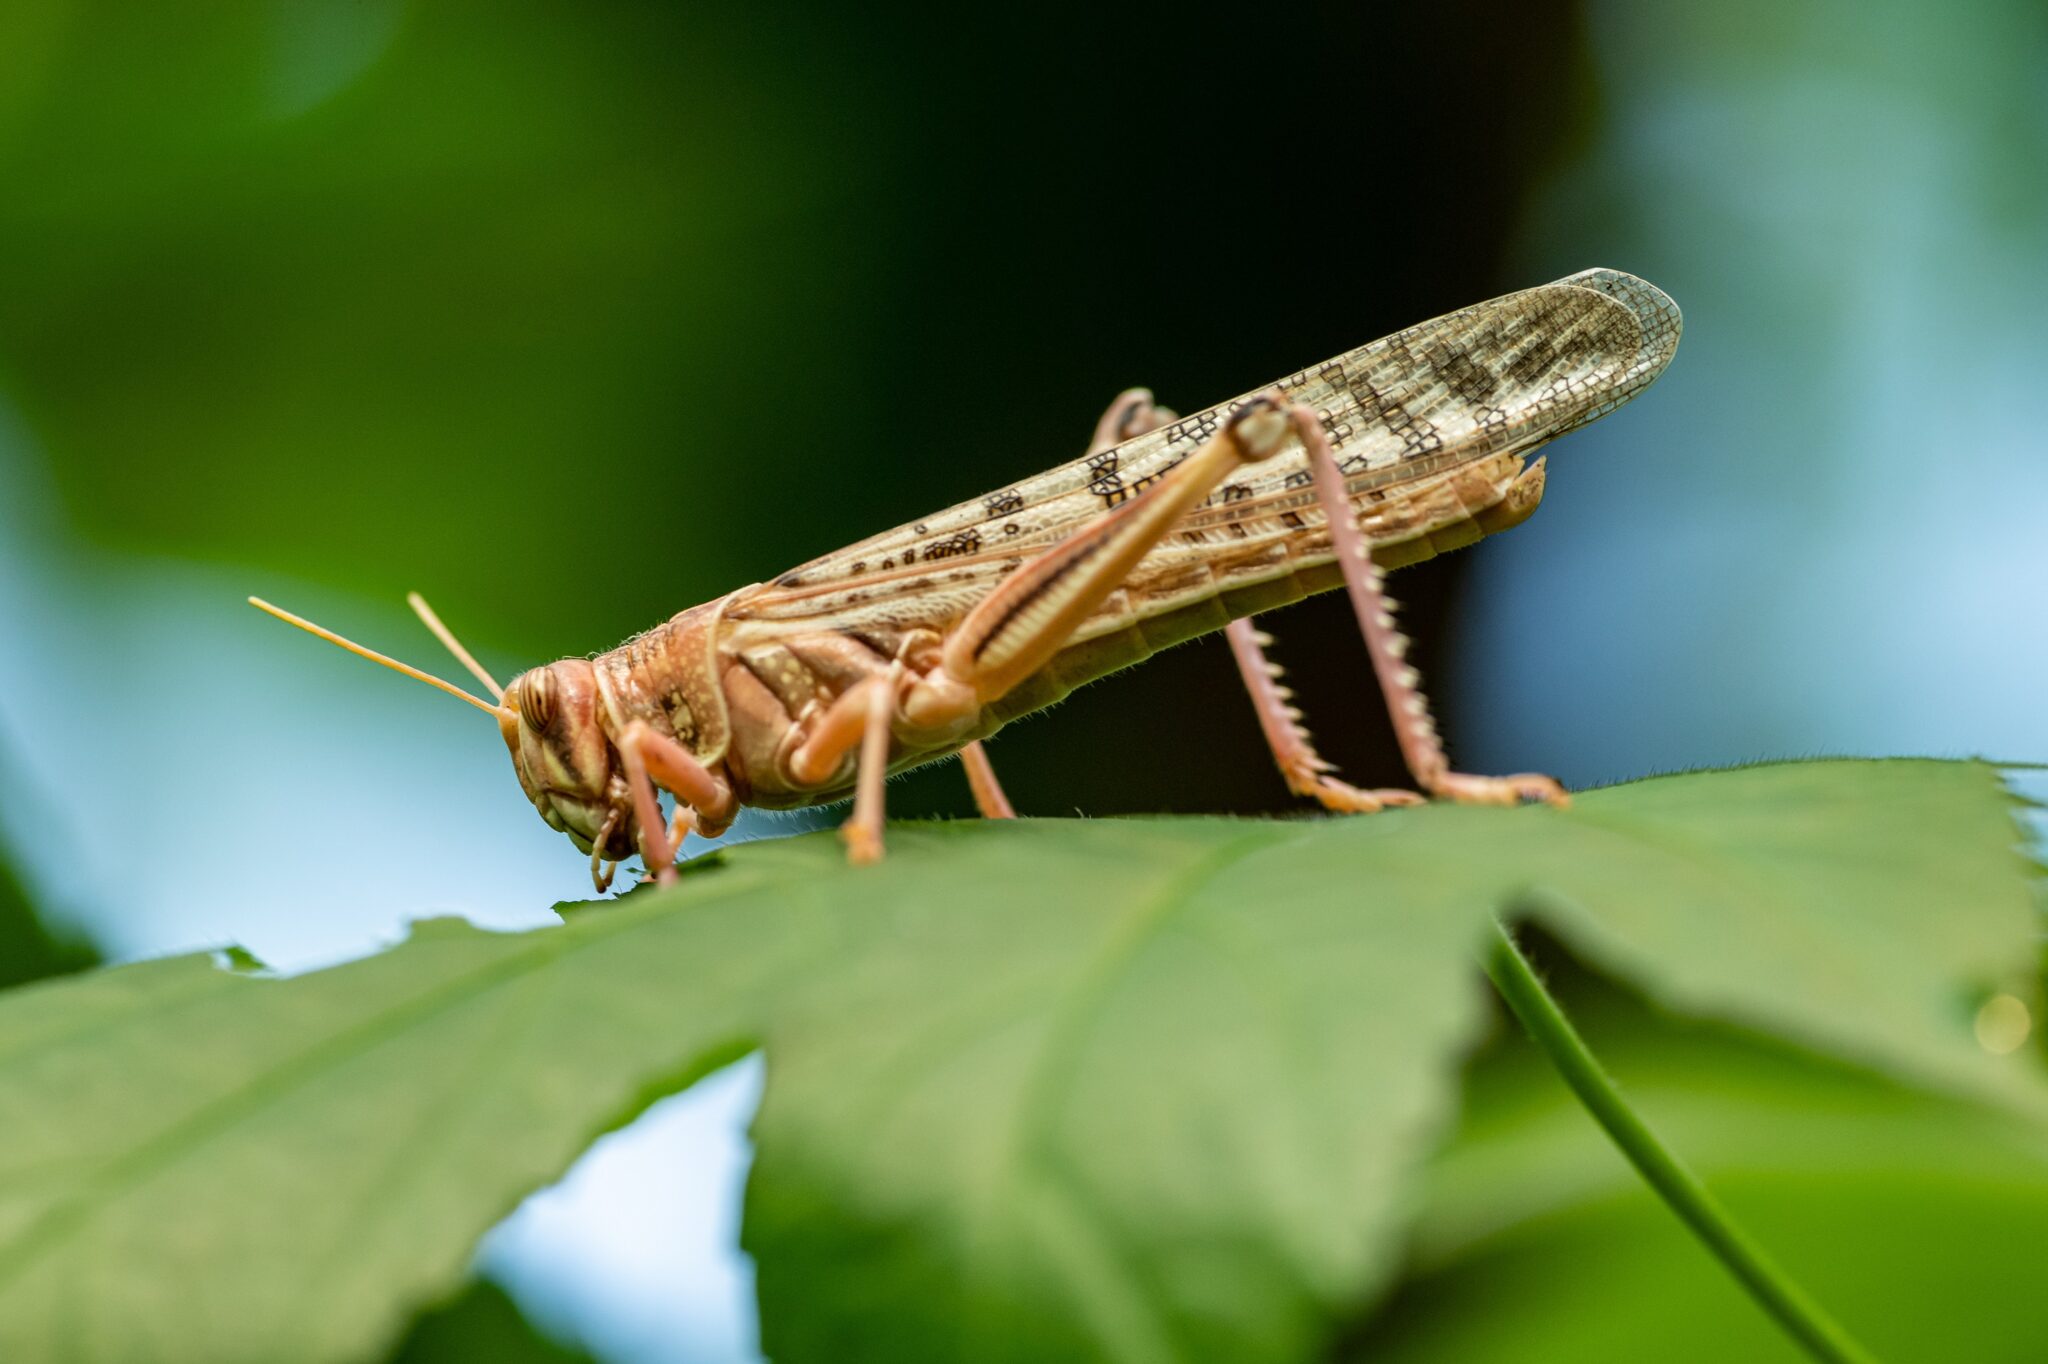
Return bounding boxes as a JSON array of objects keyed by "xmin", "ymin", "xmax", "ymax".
[{"xmin": 734, "ymin": 269, "xmax": 1680, "ymax": 645}]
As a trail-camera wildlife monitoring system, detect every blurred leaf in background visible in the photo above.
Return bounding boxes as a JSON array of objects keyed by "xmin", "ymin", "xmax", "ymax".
[
  {"xmin": 388, "ymin": 1278, "xmax": 596, "ymax": 1364},
  {"xmin": 1348, "ymin": 948, "xmax": 2048, "ymax": 1363},
  {"xmin": 0, "ymin": 854, "xmax": 93, "ymax": 989},
  {"xmin": 0, "ymin": 847, "xmax": 95, "ymax": 989},
  {"xmin": 0, "ymin": 744, "xmax": 96, "ymax": 989},
  {"xmin": 1458, "ymin": 0, "xmax": 2048, "ymax": 784},
  {"xmin": 0, "ymin": 0, "xmax": 898, "ymax": 653}
]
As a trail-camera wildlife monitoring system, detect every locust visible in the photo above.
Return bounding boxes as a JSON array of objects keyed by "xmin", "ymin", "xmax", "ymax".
[{"xmin": 252, "ymin": 267, "xmax": 1680, "ymax": 889}]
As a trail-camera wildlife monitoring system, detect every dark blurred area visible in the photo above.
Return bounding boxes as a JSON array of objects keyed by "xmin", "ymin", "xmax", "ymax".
[{"xmin": 0, "ymin": 0, "xmax": 1586, "ymax": 820}]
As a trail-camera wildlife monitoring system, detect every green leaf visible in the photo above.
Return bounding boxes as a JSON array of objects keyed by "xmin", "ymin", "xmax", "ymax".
[
  {"xmin": 737, "ymin": 818, "xmax": 1498, "ymax": 1364},
  {"xmin": 0, "ymin": 906, "xmax": 784, "ymax": 1364},
  {"xmin": 1508, "ymin": 759, "xmax": 2045, "ymax": 1112},
  {"xmin": 0, "ymin": 760, "xmax": 2034, "ymax": 1363}
]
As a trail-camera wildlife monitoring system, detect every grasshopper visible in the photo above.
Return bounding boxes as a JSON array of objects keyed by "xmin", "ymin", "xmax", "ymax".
[{"xmin": 254, "ymin": 268, "xmax": 1679, "ymax": 889}]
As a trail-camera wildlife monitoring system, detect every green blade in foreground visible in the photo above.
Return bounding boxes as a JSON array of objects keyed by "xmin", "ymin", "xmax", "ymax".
[{"xmin": 0, "ymin": 760, "xmax": 2035, "ymax": 1363}]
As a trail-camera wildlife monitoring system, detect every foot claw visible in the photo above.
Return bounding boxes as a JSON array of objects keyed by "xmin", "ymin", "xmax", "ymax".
[
  {"xmin": 842, "ymin": 823, "xmax": 884, "ymax": 866},
  {"xmin": 1430, "ymin": 771, "xmax": 1570, "ymax": 808},
  {"xmin": 1295, "ymin": 776, "xmax": 1427, "ymax": 814}
]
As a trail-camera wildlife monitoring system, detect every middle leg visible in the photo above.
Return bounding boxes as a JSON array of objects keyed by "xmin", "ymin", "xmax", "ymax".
[
  {"xmin": 958, "ymin": 741, "xmax": 1016, "ymax": 820},
  {"xmin": 839, "ymin": 660, "xmax": 906, "ymax": 864}
]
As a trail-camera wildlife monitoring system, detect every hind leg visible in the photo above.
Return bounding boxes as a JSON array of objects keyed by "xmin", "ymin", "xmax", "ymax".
[
  {"xmin": 952, "ymin": 386, "xmax": 1184, "ymax": 820},
  {"xmin": 1288, "ymin": 403, "xmax": 1567, "ymax": 807},
  {"xmin": 792, "ymin": 396, "xmax": 1297, "ymax": 862},
  {"xmin": 1224, "ymin": 619, "xmax": 1425, "ymax": 813},
  {"xmin": 958, "ymin": 741, "xmax": 1016, "ymax": 819},
  {"xmin": 1086, "ymin": 386, "xmax": 1179, "ymax": 456}
]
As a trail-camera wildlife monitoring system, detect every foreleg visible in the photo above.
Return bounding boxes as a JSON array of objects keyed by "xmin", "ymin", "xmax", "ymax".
[{"xmin": 617, "ymin": 720, "xmax": 739, "ymax": 886}]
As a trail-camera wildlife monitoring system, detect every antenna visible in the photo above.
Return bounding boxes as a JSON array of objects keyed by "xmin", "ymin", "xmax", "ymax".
[
  {"xmin": 248, "ymin": 597, "xmax": 513, "ymax": 720},
  {"xmin": 406, "ymin": 591, "xmax": 505, "ymax": 699}
]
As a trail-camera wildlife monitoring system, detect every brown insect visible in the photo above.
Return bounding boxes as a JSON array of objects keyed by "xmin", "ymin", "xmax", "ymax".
[{"xmin": 253, "ymin": 268, "xmax": 1680, "ymax": 889}]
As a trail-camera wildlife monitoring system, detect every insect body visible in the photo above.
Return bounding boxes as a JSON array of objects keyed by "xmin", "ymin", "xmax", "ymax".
[{"xmin": 254, "ymin": 268, "xmax": 1680, "ymax": 887}]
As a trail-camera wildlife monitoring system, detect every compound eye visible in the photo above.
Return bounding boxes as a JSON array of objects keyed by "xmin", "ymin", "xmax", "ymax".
[{"xmin": 517, "ymin": 668, "xmax": 558, "ymax": 733}]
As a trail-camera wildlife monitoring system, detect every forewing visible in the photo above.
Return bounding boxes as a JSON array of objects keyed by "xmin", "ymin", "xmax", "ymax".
[{"xmin": 741, "ymin": 268, "xmax": 1679, "ymax": 629}]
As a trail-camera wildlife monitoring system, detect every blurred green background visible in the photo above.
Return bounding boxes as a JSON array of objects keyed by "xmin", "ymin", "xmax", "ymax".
[{"xmin": 0, "ymin": 1, "xmax": 2043, "ymax": 1361}]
